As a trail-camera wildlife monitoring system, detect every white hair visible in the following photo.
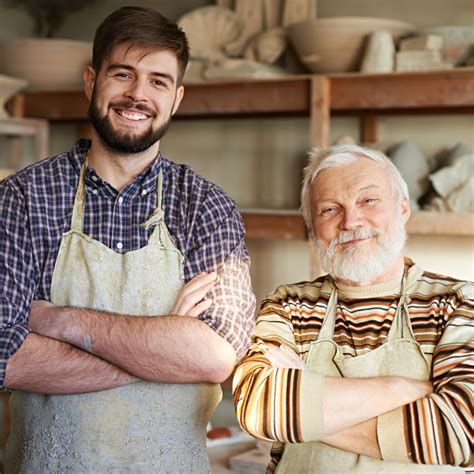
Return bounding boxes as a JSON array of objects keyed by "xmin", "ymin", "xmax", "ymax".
[{"xmin": 300, "ymin": 144, "xmax": 409, "ymax": 233}]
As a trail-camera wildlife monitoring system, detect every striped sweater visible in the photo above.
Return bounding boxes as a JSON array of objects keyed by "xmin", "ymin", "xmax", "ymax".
[{"xmin": 233, "ymin": 260, "xmax": 473, "ymax": 471}]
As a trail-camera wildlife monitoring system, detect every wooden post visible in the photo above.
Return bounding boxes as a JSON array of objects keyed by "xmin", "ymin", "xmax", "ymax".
[
  {"xmin": 360, "ymin": 113, "xmax": 378, "ymax": 144},
  {"xmin": 309, "ymin": 75, "xmax": 330, "ymax": 147},
  {"xmin": 308, "ymin": 75, "xmax": 330, "ymax": 278}
]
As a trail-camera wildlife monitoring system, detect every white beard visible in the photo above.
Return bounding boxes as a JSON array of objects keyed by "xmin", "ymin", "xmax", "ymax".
[{"xmin": 315, "ymin": 212, "xmax": 407, "ymax": 284}]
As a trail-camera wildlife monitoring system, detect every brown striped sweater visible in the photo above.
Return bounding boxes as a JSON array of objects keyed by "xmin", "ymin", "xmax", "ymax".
[{"xmin": 233, "ymin": 260, "xmax": 473, "ymax": 472}]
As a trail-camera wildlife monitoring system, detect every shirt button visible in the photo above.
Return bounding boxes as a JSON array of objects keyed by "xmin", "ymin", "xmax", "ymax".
[
  {"xmin": 141, "ymin": 189, "xmax": 148, "ymax": 196},
  {"xmin": 92, "ymin": 189, "xmax": 98, "ymax": 195},
  {"xmin": 116, "ymin": 242, "xmax": 123, "ymax": 250},
  {"xmin": 118, "ymin": 196, "xmax": 124, "ymax": 204},
  {"xmin": 92, "ymin": 175, "xmax": 98, "ymax": 182}
]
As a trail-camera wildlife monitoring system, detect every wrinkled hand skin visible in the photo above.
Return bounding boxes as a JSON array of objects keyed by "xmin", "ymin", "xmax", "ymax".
[{"xmin": 29, "ymin": 300, "xmax": 61, "ymax": 339}]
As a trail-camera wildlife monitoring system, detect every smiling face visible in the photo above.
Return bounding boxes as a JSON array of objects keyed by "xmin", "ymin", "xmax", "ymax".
[
  {"xmin": 84, "ymin": 42, "xmax": 184, "ymax": 154},
  {"xmin": 311, "ymin": 156, "xmax": 411, "ymax": 285}
]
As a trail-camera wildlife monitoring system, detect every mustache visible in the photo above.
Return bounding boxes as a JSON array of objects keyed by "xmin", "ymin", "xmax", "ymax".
[
  {"xmin": 110, "ymin": 99, "xmax": 156, "ymax": 117},
  {"xmin": 326, "ymin": 228, "xmax": 379, "ymax": 255}
]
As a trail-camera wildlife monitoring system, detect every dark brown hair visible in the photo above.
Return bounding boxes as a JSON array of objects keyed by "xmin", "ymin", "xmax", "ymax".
[{"xmin": 92, "ymin": 6, "xmax": 189, "ymax": 84}]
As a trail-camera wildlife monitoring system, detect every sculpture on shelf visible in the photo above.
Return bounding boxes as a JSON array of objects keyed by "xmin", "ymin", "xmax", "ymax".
[
  {"xmin": 178, "ymin": 0, "xmax": 317, "ymax": 82},
  {"xmin": 387, "ymin": 141, "xmax": 430, "ymax": 211},
  {"xmin": 423, "ymin": 144, "xmax": 474, "ymax": 213},
  {"xmin": 360, "ymin": 30, "xmax": 395, "ymax": 73}
]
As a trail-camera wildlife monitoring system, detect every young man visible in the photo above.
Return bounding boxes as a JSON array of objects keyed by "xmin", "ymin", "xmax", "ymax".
[
  {"xmin": 0, "ymin": 7, "xmax": 255, "ymax": 472},
  {"xmin": 234, "ymin": 145, "xmax": 472, "ymax": 473}
]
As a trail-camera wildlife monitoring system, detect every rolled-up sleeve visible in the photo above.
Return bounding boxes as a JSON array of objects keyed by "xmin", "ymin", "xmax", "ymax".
[
  {"xmin": 0, "ymin": 181, "xmax": 37, "ymax": 390},
  {"xmin": 184, "ymin": 185, "xmax": 256, "ymax": 359}
]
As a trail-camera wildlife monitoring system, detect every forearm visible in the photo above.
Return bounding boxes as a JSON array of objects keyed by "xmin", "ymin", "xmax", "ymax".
[
  {"xmin": 235, "ymin": 353, "xmax": 431, "ymax": 443},
  {"xmin": 323, "ymin": 376, "xmax": 432, "ymax": 435},
  {"xmin": 321, "ymin": 418, "xmax": 381, "ymax": 459},
  {"xmin": 36, "ymin": 306, "xmax": 236, "ymax": 383},
  {"xmin": 4, "ymin": 333, "xmax": 138, "ymax": 394}
]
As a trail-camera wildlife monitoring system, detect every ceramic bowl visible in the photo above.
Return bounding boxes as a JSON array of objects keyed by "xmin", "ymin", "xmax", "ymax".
[
  {"xmin": 287, "ymin": 16, "xmax": 415, "ymax": 73},
  {"xmin": 0, "ymin": 38, "xmax": 92, "ymax": 91},
  {"xmin": 0, "ymin": 74, "xmax": 28, "ymax": 119}
]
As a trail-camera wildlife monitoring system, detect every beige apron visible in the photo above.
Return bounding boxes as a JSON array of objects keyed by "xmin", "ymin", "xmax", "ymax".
[
  {"xmin": 276, "ymin": 273, "xmax": 462, "ymax": 473},
  {"xmin": 5, "ymin": 163, "xmax": 222, "ymax": 473}
]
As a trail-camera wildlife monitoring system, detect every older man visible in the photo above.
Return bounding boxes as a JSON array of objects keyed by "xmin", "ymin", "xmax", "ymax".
[{"xmin": 233, "ymin": 145, "xmax": 472, "ymax": 473}]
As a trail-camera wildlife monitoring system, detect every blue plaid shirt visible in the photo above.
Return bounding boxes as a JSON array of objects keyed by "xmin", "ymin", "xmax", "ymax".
[{"xmin": 0, "ymin": 139, "xmax": 256, "ymax": 389}]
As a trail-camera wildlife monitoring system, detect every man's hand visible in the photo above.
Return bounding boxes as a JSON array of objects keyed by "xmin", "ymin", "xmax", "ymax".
[
  {"xmin": 265, "ymin": 344, "xmax": 306, "ymax": 370},
  {"xmin": 170, "ymin": 272, "xmax": 217, "ymax": 317}
]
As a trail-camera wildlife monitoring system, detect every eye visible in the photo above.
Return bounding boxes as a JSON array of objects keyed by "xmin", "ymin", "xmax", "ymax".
[
  {"xmin": 152, "ymin": 79, "xmax": 168, "ymax": 88},
  {"xmin": 363, "ymin": 198, "xmax": 379, "ymax": 206},
  {"xmin": 114, "ymin": 72, "xmax": 131, "ymax": 79},
  {"xmin": 321, "ymin": 206, "xmax": 338, "ymax": 216}
]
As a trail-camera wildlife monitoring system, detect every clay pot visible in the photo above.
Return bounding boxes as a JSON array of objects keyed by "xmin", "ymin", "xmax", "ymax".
[
  {"xmin": 423, "ymin": 26, "xmax": 474, "ymax": 66},
  {"xmin": 0, "ymin": 74, "xmax": 28, "ymax": 119},
  {"xmin": 287, "ymin": 16, "xmax": 414, "ymax": 73},
  {"xmin": 0, "ymin": 38, "xmax": 92, "ymax": 91}
]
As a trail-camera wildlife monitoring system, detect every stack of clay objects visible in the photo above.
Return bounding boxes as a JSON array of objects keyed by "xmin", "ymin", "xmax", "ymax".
[{"xmin": 395, "ymin": 35, "xmax": 452, "ymax": 72}]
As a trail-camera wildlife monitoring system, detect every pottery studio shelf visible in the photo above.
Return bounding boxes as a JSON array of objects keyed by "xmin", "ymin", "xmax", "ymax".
[{"xmin": 8, "ymin": 69, "xmax": 474, "ymax": 239}]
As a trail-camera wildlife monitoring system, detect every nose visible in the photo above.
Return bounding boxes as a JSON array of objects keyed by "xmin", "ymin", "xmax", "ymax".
[
  {"xmin": 125, "ymin": 78, "xmax": 148, "ymax": 103},
  {"xmin": 340, "ymin": 206, "xmax": 363, "ymax": 231}
]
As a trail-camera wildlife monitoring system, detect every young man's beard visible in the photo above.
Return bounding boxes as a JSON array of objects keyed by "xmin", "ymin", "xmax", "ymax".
[{"xmin": 88, "ymin": 91, "xmax": 172, "ymax": 154}]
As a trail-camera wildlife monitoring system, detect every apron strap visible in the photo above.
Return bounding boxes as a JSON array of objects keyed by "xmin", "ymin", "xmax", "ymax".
[
  {"xmin": 70, "ymin": 162, "xmax": 88, "ymax": 232},
  {"xmin": 387, "ymin": 270, "xmax": 416, "ymax": 341},
  {"xmin": 318, "ymin": 277, "xmax": 339, "ymax": 340},
  {"xmin": 142, "ymin": 170, "xmax": 164, "ymax": 231}
]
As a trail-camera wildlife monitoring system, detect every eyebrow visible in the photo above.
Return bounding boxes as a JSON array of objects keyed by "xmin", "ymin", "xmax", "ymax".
[
  {"xmin": 316, "ymin": 185, "xmax": 383, "ymax": 204},
  {"xmin": 106, "ymin": 64, "xmax": 175, "ymax": 85}
]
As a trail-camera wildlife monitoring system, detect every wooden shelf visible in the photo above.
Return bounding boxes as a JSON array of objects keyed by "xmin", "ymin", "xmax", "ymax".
[
  {"xmin": 9, "ymin": 68, "xmax": 474, "ymax": 121},
  {"xmin": 242, "ymin": 210, "xmax": 474, "ymax": 240},
  {"xmin": 7, "ymin": 70, "xmax": 474, "ymax": 239}
]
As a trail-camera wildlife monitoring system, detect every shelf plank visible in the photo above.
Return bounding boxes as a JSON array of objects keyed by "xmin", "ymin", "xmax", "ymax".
[
  {"xmin": 241, "ymin": 210, "xmax": 474, "ymax": 240},
  {"xmin": 330, "ymin": 69, "xmax": 474, "ymax": 112},
  {"xmin": 241, "ymin": 209, "xmax": 307, "ymax": 240},
  {"xmin": 178, "ymin": 78, "xmax": 309, "ymax": 117},
  {"xmin": 407, "ymin": 211, "xmax": 474, "ymax": 237},
  {"xmin": 11, "ymin": 69, "xmax": 474, "ymax": 120}
]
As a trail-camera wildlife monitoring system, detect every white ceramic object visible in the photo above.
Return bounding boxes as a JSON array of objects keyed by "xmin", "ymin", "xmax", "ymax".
[
  {"xmin": 0, "ymin": 74, "xmax": 28, "ymax": 118},
  {"xmin": 423, "ymin": 26, "xmax": 474, "ymax": 66},
  {"xmin": 178, "ymin": 6, "xmax": 244, "ymax": 61},
  {"xmin": 360, "ymin": 30, "xmax": 395, "ymax": 73},
  {"xmin": 0, "ymin": 38, "xmax": 91, "ymax": 91},
  {"xmin": 287, "ymin": 16, "xmax": 415, "ymax": 73}
]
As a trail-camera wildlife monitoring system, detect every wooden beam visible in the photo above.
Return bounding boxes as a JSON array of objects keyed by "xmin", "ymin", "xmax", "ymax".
[
  {"xmin": 408, "ymin": 212, "xmax": 474, "ymax": 236},
  {"xmin": 178, "ymin": 78, "xmax": 310, "ymax": 117},
  {"xmin": 242, "ymin": 210, "xmax": 474, "ymax": 239},
  {"xmin": 241, "ymin": 209, "xmax": 307, "ymax": 240},
  {"xmin": 330, "ymin": 69, "xmax": 474, "ymax": 111}
]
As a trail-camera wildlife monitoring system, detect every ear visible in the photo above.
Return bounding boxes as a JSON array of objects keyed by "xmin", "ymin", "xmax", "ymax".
[
  {"xmin": 171, "ymin": 85, "xmax": 184, "ymax": 115},
  {"xmin": 400, "ymin": 196, "xmax": 411, "ymax": 225},
  {"xmin": 84, "ymin": 66, "xmax": 97, "ymax": 101}
]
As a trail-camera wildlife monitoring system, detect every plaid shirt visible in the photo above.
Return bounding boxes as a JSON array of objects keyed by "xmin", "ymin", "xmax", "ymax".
[{"xmin": 0, "ymin": 139, "xmax": 256, "ymax": 389}]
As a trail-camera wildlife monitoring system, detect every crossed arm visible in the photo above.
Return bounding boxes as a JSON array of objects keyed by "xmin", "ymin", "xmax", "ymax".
[
  {"xmin": 234, "ymin": 343, "xmax": 432, "ymax": 460},
  {"xmin": 5, "ymin": 273, "xmax": 236, "ymax": 394}
]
